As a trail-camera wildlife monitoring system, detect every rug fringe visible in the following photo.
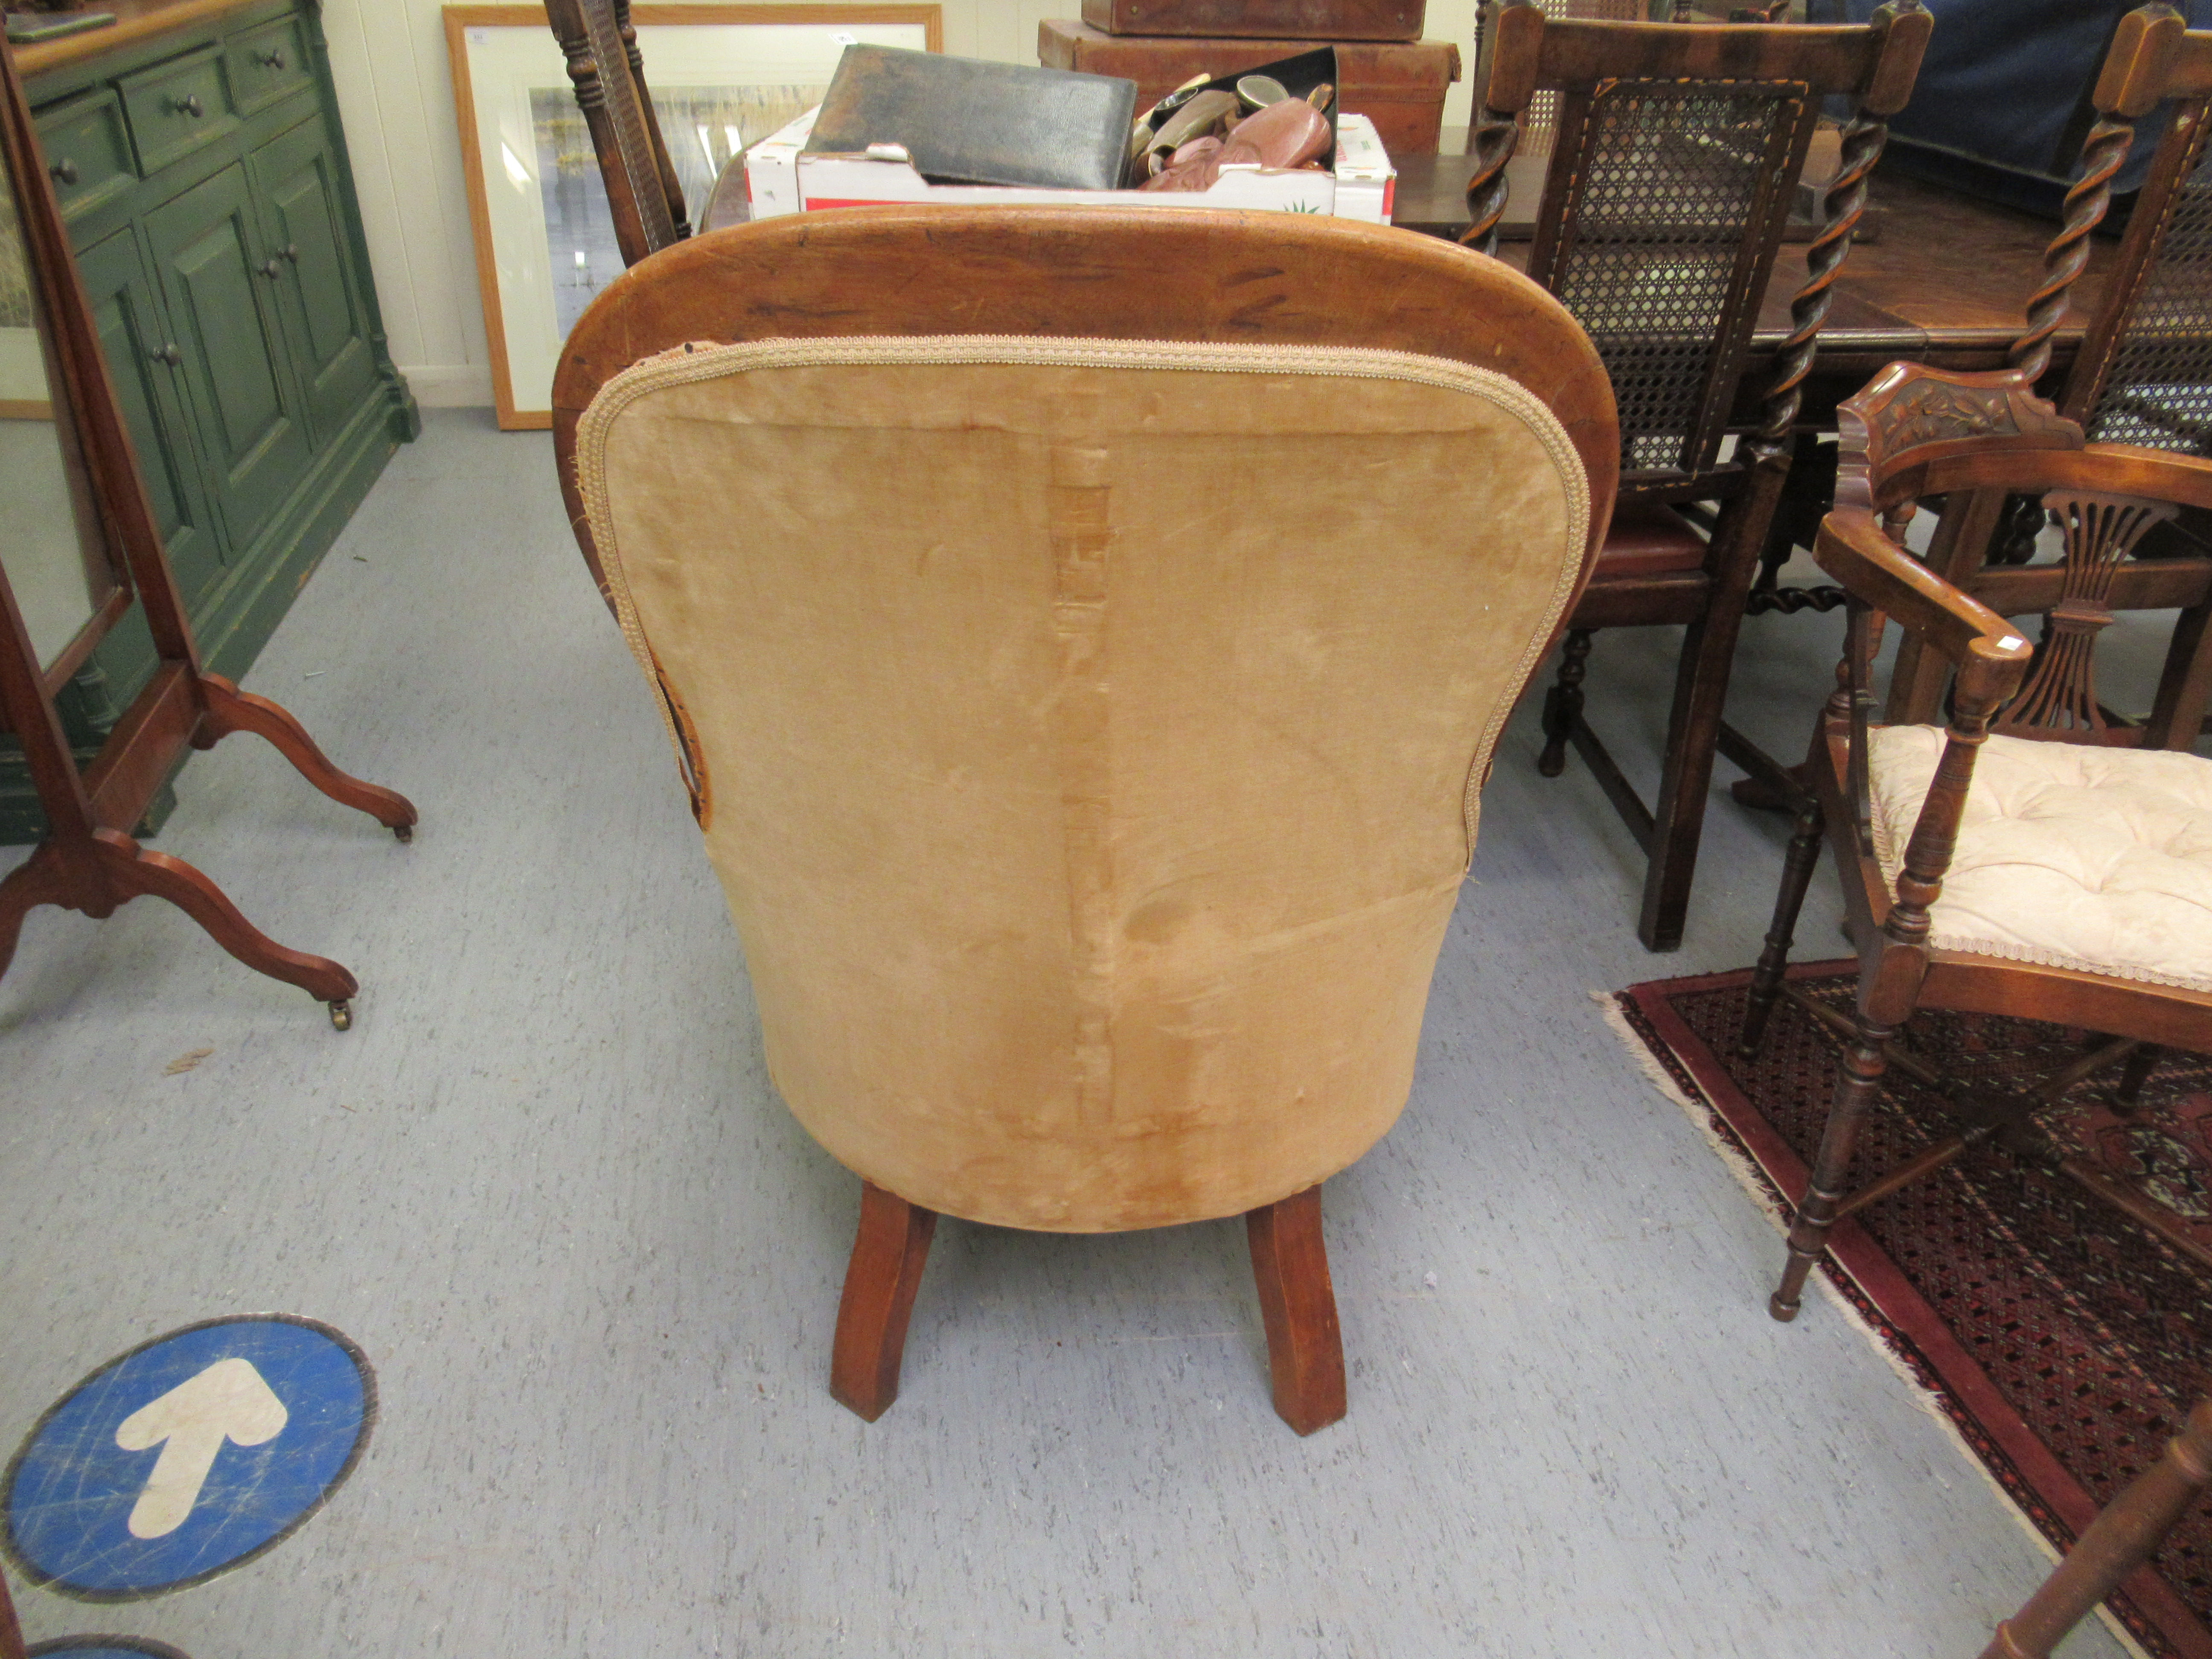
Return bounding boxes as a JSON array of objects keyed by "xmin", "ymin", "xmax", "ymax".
[
  {"xmin": 1593, "ymin": 990, "xmax": 2154, "ymax": 1659},
  {"xmin": 1592, "ymin": 991, "xmax": 1702, "ymax": 1112}
]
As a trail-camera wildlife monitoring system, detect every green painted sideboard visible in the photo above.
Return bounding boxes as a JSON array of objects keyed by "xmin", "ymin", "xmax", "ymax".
[{"xmin": 3, "ymin": 0, "xmax": 416, "ymax": 841}]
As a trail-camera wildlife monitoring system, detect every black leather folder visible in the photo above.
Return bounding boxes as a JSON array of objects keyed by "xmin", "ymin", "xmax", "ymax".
[{"xmin": 804, "ymin": 46, "xmax": 1139, "ymax": 191}]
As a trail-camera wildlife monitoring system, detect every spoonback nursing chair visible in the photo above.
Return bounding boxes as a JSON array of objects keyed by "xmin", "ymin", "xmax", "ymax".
[
  {"xmin": 553, "ymin": 207, "xmax": 1618, "ymax": 1432},
  {"xmin": 1459, "ymin": 0, "xmax": 1930, "ymax": 950},
  {"xmin": 1738, "ymin": 361, "xmax": 2212, "ymax": 1325}
]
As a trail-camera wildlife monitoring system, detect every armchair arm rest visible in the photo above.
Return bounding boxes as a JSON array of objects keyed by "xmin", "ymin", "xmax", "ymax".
[{"xmin": 1813, "ymin": 507, "xmax": 2034, "ymax": 705}]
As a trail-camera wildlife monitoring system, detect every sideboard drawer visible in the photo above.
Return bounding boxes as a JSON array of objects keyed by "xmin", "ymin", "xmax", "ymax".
[
  {"xmin": 227, "ymin": 15, "xmax": 311, "ymax": 114},
  {"xmin": 119, "ymin": 46, "xmax": 239, "ymax": 174},
  {"xmin": 34, "ymin": 87, "xmax": 136, "ymax": 220}
]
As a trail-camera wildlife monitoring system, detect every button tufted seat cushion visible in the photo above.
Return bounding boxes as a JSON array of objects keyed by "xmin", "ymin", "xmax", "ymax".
[{"xmin": 1867, "ymin": 727, "xmax": 2212, "ymax": 993}]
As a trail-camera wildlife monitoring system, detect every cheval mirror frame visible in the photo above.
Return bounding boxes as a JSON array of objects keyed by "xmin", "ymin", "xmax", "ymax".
[{"xmin": 0, "ymin": 40, "xmax": 414, "ymax": 1030}]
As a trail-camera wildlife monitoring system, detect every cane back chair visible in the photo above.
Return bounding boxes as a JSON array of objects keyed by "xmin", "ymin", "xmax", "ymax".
[
  {"xmin": 1890, "ymin": 3, "xmax": 2212, "ymax": 726},
  {"xmin": 553, "ymin": 207, "xmax": 1618, "ymax": 1432},
  {"xmin": 1460, "ymin": 0, "xmax": 1930, "ymax": 950},
  {"xmin": 545, "ymin": 0, "xmax": 692, "ymax": 268},
  {"xmin": 1737, "ymin": 361, "xmax": 2212, "ymax": 1325}
]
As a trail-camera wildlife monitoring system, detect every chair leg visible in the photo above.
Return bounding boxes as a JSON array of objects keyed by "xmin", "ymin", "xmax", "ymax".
[
  {"xmin": 1246, "ymin": 1185, "xmax": 1346, "ymax": 1436},
  {"xmin": 1536, "ymin": 629, "xmax": 1593, "ymax": 778},
  {"xmin": 1981, "ymin": 1397, "xmax": 2212, "ymax": 1659},
  {"xmin": 1773, "ymin": 1011, "xmax": 1898, "ymax": 1322},
  {"xmin": 830, "ymin": 1179, "xmax": 937, "ymax": 1422},
  {"xmin": 1638, "ymin": 471, "xmax": 1777, "ymax": 953},
  {"xmin": 1739, "ymin": 796, "xmax": 1825, "ymax": 1056},
  {"xmin": 2117, "ymin": 1043, "xmax": 2164, "ymax": 1108}
]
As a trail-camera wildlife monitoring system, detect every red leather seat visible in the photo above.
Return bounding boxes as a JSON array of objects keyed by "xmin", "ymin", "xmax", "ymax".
[{"xmin": 1590, "ymin": 501, "xmax": 1707, "ymax": 580}]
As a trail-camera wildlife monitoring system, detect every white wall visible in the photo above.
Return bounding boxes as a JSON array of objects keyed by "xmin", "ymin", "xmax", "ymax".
[{"xmin": 318, "ymin": 0, "xmax": 1478, "ymax": 408}]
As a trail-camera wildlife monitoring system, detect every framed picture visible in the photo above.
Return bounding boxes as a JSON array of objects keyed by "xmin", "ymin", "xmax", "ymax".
[{"xmin": 446, "ymin": 5, "xmax": 941, "ymax": 428}]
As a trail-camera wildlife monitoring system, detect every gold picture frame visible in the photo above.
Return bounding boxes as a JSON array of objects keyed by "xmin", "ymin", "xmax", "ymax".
[{"xmin": 446, "ymin": 4, "xmax": 942, "ymax": 429}]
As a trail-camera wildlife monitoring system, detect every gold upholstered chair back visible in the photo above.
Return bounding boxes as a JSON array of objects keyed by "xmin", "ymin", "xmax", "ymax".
[{"xmin": 556, "ymin": 207, "xmax": 1617, "ymax": 1431}]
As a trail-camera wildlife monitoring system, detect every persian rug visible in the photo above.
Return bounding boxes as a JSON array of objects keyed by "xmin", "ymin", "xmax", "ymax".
[{"xmin": 1613, "ymin": 962, "xmax": 2212, "ymax": 1659}]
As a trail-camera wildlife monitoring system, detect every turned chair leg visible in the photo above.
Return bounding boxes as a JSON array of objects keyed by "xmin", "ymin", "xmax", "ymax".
[
  {"xmin": 1740, "ymin": 796, "xmax": 1825, "ymax": 1056},
  {"xmin": 2116, "ymin": 1043, "xmax": 2164, "ymax": 1108},
  {"xmin": 1773, "ymin": 1011, "xmax": 1897, "ymax": 1321},
  {"xmin": 1536, "ymin": 629, "xmax": 1593, "ymax": 778},
  {"xmin": 830, "ymin": 1180, "xmax": 937, "ymax": 1422},
  {"xmin": 1247, "ymin": 1185, "xmax": 1347, "ymax": 1435},
  {"xmin": 1982, "ymin": 1397, "xmax": 2212, "ymax": 1659}
]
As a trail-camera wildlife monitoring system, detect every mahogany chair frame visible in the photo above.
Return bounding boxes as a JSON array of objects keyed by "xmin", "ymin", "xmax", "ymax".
[
  {"xmin": 1890, "ymin": 2, "xmax": 2212, "ymax": 727},
  {"xmin": 550, "ymin": 204, "xmax": 1621, "ymax": 1432},
  {"xmin": 1738, "ymin": 362, "xmax": 2212, "ymax": 1334},
  {"xmin": 0, "ymin": 38, "xmax": 414, "ymax": 1029},
  {"xmin": 544, "ymin": 0, "xmax": 693, "ymax": 269},
  {"xmin": 1460, "ymin": 0, "xmax": 1930, "ymax": 950}
]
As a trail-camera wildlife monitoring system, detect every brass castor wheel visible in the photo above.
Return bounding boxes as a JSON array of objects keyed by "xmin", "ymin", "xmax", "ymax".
[
  {"xmin": 328, "ymin": 998, "xmax": 353, "ymax": 1031},
  {"xmin": 392, "ymin": 823, "xmax": 413, "ymax": 844}
]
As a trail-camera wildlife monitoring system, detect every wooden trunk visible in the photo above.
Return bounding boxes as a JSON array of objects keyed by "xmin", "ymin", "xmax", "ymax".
[
  {"xmin": 1037, "ymin": 21, "xmax": 1459, "ymax": 157},
  {"xmin": 1078, "ymin": 0, "xmax": 1423, "ymax": 43}
]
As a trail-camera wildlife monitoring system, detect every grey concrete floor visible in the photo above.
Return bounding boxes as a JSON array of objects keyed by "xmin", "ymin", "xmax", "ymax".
[{"xmin": 0, "ymin": 410, "xmax": 2157, "ymax": 1657}]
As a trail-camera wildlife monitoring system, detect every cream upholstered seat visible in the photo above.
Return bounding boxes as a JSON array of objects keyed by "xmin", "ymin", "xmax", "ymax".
[
  {"xmin": 551, "ymin": 205, "xmax": 1618, "ymax": 1432},
  {"xmin": 1868, "ymin": 728, "xmax": 2212, "ymax": 993}
]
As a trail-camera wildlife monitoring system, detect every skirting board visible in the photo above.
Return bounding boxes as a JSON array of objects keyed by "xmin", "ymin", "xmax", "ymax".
[{"xmin": 399, "ymin": 363, "xmax": 498, "ymax": 408}]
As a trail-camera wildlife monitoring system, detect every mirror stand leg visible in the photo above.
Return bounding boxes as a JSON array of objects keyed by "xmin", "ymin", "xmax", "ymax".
[{"xmin": 197, "ymin": 673, "xmax": 418, "ymax": 840}]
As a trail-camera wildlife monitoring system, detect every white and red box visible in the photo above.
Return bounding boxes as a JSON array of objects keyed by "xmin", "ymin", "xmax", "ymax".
[{"xmin": 743, "ymin": 106, "xmax": 1395, "ymax": 224}]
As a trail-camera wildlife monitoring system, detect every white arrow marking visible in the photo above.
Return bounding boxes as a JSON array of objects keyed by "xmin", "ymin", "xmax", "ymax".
[{"xmin": 113, "ymin": 1357, "xmax": 289, "ymax": 1539}]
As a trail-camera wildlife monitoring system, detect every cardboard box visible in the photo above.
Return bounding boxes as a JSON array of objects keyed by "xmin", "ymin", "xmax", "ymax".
[{"xmin": 746, "ymin": 106, "xmax": 1395, "ymax": 223}]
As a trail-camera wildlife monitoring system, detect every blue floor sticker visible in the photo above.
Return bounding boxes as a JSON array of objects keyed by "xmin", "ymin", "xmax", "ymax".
[
  {"xmin": 3, "ymin": 1316, "xmax": 374, "ymax": 1599},
  {"xmin": 26, "ymin": 1641, "xmax": 191, "ymax": 1658}
]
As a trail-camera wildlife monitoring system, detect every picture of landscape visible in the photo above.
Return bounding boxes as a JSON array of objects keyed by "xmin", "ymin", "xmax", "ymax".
[{"xmin": 530, "ymin": 83, "xmax": 821, "ymax": 338}]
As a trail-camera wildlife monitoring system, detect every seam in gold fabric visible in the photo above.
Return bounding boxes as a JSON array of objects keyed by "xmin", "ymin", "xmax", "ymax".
[{"xmin": 574, "ymin": 334, "xmax": 1592, "ymax": 864}]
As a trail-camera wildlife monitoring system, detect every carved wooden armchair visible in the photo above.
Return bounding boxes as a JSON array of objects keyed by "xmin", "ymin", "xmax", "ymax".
[
  {"xmin": 553, "ymin": 207, "xmax": 1618, "ymax": 1432},
  {"xmin": 1460, "ymin": 0, "xmax": 1930, "ymax": 950},
  {"xmin": 1891, "ymin": 2, "xmax": 2212, "ymax": 724},
  {"xmin": 1738, "ymin": 361, "xmax": 2212, "ymax": 1324},
  {"xmin": 544, "ymin": 0, "xmax": 691, "ymax": 267}
]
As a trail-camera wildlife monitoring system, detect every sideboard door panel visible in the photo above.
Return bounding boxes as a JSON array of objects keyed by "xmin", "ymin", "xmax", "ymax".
[
  {"xmin": 143, "ymin": 160, "xmax": 312, "ymax": 552},
  {"xmin": 252, "ymin": 113, "xmax": 373, "ymax": 447},
  {"xmin": 75, "ymin": 224, "xmax": 223, "ymax": 608}
]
